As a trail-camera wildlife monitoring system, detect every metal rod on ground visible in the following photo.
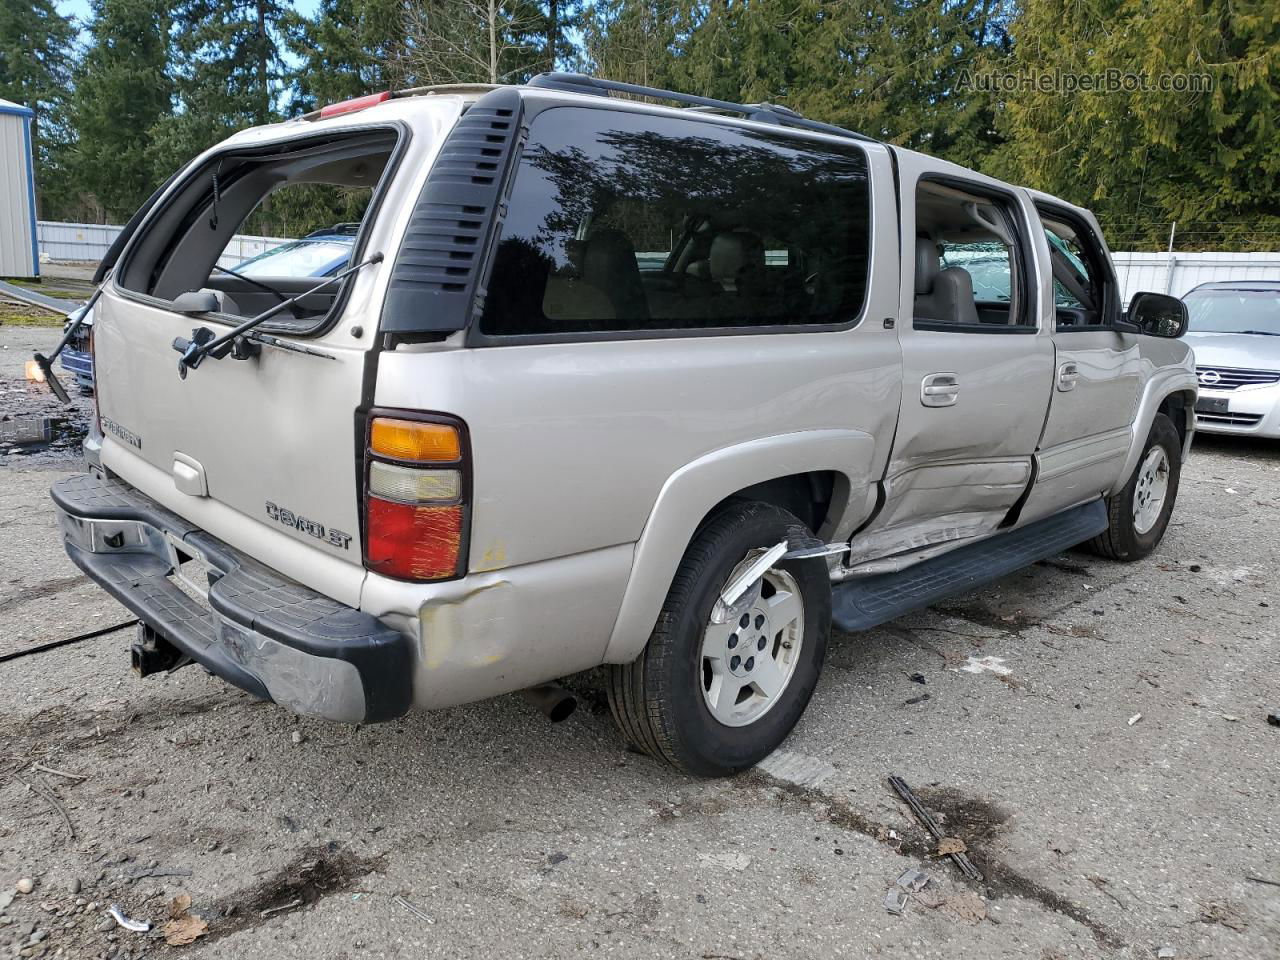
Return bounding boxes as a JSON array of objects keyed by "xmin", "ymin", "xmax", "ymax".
[
  {"xmin": 888, "ymin": 775, "xmax": 983, "ymax": 881},
  {"xmin": 0, "ymin": 619, "xmax": 138, "ymax": 664}
]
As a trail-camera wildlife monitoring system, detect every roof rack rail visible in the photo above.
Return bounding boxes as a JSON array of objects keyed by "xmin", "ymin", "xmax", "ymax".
[{"xmin": 527, "ymin": 72, "xmax": 878, "ymax": 145}]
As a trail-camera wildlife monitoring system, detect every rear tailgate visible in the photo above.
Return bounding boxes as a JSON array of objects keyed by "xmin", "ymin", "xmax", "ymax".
[
  {"xmin": 93, "ymin": 289, "xmax": 371, "ymax": 602},
  {"xmin": 90, "ymin": 100, "xmax": 463, "ymax": 606}
]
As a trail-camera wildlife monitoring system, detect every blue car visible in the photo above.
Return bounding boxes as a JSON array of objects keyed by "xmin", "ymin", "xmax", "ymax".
[
  {"xmin": 62, "ymin": 226, "xmax": 357, "ymax": 391},
  {"xmin": 233, "ymin": 225, "xmax": 358, "ymax": 279}
]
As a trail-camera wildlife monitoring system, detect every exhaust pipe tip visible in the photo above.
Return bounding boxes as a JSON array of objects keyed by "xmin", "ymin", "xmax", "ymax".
[{"xmin": 518, "ymin": 683, "xmax": 577, "ymax": 723}]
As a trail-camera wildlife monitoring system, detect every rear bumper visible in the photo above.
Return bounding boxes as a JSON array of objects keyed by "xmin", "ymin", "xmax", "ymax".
[{"xmin": 50, "ymin": 473, "xmax": 412, "ymax": 723}]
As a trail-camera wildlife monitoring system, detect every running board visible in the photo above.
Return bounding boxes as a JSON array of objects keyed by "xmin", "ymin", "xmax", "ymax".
[{"xmin": 831, "ymin": 499, "xmax": 1108, "ymax": 632}]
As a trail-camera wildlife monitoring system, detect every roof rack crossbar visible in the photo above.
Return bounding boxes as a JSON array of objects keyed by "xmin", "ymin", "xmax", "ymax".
[{"xmin": 527, "ymin": 73, "xmax": 878, "ymax": 145}]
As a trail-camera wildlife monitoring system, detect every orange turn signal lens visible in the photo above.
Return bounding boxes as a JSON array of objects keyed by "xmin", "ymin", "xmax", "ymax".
[{"xmin": 370, "ymin": 418, "xmax": 461, "ymax": 463}]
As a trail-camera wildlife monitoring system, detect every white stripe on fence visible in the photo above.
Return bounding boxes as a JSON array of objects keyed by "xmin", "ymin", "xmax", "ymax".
[{"xmin": 38, "ymin": 220, "xmax": 292, "ymax": 268}]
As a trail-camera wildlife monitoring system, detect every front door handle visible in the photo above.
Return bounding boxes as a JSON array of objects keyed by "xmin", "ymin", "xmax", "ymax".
[
  {"xmin": 921, "ymin": 372, "xmax": 960, "ymax": 407},
  {"xmin": 1058, "ymin": 361, "xmax": 1080, "ymax": 391}
]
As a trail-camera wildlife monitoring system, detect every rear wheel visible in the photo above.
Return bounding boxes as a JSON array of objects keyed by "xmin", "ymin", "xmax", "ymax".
[
  {"xmin": 607, "ymin": 501, "xmax": 831, "ymax": 777},
  {"xmin": 1085, "ymin": 413, "xmax": 1181, "ymax": 561}
]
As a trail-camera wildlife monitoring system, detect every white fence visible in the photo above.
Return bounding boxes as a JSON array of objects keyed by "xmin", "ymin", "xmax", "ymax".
[
  {"xmin": 37, "ymin": 220, "xmax": 291, "ymax": 268},
  {"xmin": 38, "ymin": 220, "xmax": 1280, "ymax": 301},
  {"xmin": 1112, "ymin": 251, "xmax": 1280, "ymax": 303}
]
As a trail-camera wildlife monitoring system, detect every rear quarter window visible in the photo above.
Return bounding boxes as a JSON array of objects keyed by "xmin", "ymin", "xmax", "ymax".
[{"xmin": 478, "ymin": 107, "xmax": 872, "ymax": 338}]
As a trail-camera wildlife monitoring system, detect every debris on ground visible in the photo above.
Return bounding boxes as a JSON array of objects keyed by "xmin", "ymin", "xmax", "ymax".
[
  {"xmin": 697, "ymin": 851, "xmax": 751, "ymax": 872},
  {"xmin": 936, "ymin": 892, "xmax": 988, "ymax": 924},
  {"xmin": 260, "ymin": 898, "xmax": 304, "ymax": 918},
  {"xmin": 107, "ymin": 903, "xmax": 151, "ymax": 932},
  {"xmin": 888, "ymin": 776, "xmax": 982, "ymax": 881},
  {"xmin": 1128, "ymin": 713, "xmax": 1143, "ymax": 726},
  {"xmin": 393, "ymin": 894, "xmax": 436, "ymax": 925},
  {"xmin": 934, "ymin": 837, "xmax": 968, "ymax": 857},
  {"xmin": 161, "ymin": 893, "xmax": 209, "ymax": 946},
  {"xmin": 0, "ymin": 416, "xmax": 53, "ymax": 444},
  {"xmin": 1198, "ymin": 899, "xmax": 1247, "ymax": 932},
  {"xmin": 958, "ymin": 655, "xmax": 1012, "ymax": 676},
  {"xmin": 15, "ymin": 878, "xmax": 35, "ymax": 895},
  {"xmin": 1157, "ymin": 946, "xmax": 1176, "ymax": 959},
  {"xmin": 1267, "ymin": 709, "xmax": 1279, "ymax": 728},
  {"xmin": 895, "ymin": 868, "xmax": 930, "ymax": 893},
  {"xmin": 883, "ymin": 885, "xmax": 910, "ymax": 916}
]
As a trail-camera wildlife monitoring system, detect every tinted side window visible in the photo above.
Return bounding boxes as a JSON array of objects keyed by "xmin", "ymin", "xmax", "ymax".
[{"xmin": 478, "ymin": 107, "xmax": 871, "ymax": 337}]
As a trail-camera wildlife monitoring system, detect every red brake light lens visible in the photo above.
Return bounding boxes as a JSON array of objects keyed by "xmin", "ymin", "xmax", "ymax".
[
  {"xmin": 319, "ymin": 91, "xmax": 392, "ymax": 119},
  {"xmin": 366, "ymin": 499, "xmax": 463, "ymax": 581}
]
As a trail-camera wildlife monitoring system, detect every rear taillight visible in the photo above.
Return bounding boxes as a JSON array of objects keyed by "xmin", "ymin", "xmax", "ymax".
[{"xmin": 364, "ymin": 414, "xmax": 468, "ymax": 581}]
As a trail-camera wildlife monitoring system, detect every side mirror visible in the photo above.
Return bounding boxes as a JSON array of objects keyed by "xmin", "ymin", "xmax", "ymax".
[
  {"xmin": 1121, "ymin": 291, "xmax": 1188, "ymax": 338},
  {"xmin": 171, "ymin": 290, "xmax": 220, "ymax": 315}
]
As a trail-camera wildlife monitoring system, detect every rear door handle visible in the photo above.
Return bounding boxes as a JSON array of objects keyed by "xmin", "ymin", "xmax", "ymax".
[
  {"xmin": 921, "ymin": 373, "xmax": 960, "ymax": 407},
  {"xmin": 1058, "ymin": 361, "xmax": 1080, "ymax": 391}
]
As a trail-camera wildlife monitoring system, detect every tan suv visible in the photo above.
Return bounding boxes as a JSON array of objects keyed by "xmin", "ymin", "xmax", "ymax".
[{"xmin": 50, "ymin": 74, "xmax": 1198, "ymax": 776}]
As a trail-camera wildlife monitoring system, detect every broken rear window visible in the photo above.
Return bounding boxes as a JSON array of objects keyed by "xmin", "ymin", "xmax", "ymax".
[{"xmin": 115, "ymin": 129, "xmax": 399, "ymax": 336}]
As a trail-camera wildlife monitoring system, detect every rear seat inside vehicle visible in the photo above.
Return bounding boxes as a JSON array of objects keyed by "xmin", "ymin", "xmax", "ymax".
[{"xmin": 542, "ymin": 223, "xmax": 817, "ymax": 329}]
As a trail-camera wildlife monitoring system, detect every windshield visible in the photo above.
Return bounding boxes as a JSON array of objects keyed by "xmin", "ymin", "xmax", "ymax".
[
  {"xmin": 1184, "ymin": 289, "xmax": 1280, "ymax": 335},
  {"xmin": 234, "ymin": 238, "xmax": 353, "ymax": 278}
]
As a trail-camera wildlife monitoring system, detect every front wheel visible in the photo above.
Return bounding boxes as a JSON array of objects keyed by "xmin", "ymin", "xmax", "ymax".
[
  {"xmin": 607, "ymin": 500, "xmax": 831, "ymax": 777},
  {"xmin": 1085, "ymin": 413, "xmax": 1182, "ymax": 561}
]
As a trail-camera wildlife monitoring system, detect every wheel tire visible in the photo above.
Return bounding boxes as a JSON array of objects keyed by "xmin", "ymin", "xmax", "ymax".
[
  {"xmin": 607, "ymin": 500, "xmax": 831, "ymax": 777},
  {"xmin": 1085, "ymin": 413, "xmax": 1182, "ymax": 561}
]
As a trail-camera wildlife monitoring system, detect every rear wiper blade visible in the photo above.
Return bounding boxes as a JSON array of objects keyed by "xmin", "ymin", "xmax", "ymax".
[
  {"xmin": 211, "ymin": 263, "xmax": 289, "ymax": 303},
  {"xmin": 172, "ymin": 252, "xmax": 382, "ymax": 377}
]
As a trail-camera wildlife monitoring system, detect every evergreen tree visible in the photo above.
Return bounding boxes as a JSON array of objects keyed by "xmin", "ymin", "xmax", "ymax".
[
  {"xmin": 65, "ymin": 0, "xmax": 174, "ymax": 222},
  {"xmin": 287, "ymin": 0, "xmax": 409, "ymax": 111},
  {"xmin": 0, "ymin": 0, "xmax": 76, "ymax": 213},
  {"xmin": 992, "ymin": 0, "xmax": 1280, "ymax": 250},
  {"xmin": 579, "ymin": 0, "xmax": 678, "ymax": 87},
  {"xmin": 150, "ymin": 0, "xmax": 292, "ymax": 176}
]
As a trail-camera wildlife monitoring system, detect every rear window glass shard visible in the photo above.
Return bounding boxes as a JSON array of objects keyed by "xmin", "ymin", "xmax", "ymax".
[{"xmin": 478, "ymin": 107, "xmax": 872, "ymax": 338}]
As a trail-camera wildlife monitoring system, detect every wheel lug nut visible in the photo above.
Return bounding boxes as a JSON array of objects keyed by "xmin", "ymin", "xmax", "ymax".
[
  {"xmin": 745, "ymin": 657, "xmax": 755, "ymax": 671},
  {"xmin": 758, "ymin": 636, "xmax": 766, "ymax": 651},
  {"xmin": 730, "ymin": 656, "xmax": 741, "ymax": 671},
  {"xmin": 728, "ymin": 633, "xmax": 738, "ymax": 649}
]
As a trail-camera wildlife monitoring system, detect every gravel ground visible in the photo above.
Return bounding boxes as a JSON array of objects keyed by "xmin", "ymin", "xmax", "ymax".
[{"xmin": 1, "ymin": 327, "xmax": 1278, "ymax": 960}]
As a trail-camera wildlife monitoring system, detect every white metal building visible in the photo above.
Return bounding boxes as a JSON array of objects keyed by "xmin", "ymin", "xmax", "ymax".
[{"xmin": 0, "ymin": 98, "xmax": 39, "ymax": 278}]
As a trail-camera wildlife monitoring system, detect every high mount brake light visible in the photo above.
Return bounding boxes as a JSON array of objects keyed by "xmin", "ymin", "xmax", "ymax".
[
  {"xmin": 316, "ymin": 91, "xmax": 392, "ymax": 120},
  {"xmin": 364, "ymin": 416, "xmax": 468, "ymax": 582}
]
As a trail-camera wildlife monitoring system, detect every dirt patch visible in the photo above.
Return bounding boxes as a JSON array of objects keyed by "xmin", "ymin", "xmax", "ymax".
[
  {"xmin": 200, "ymin": 846, "xmax": 384, "ymax": 944},
  {"xmin": 914, "ymin": 787, "xmax": 1123, "ymax": 949},
  {"xmin": 740, "ymin": 774, "xmax": 1125, "ymax": 949},
  {"xmin": 932, "ymin": 602, "xmax": 1039, "ymax": 634},
  {"xmin": 1033, "ymin": 557, "xmax": 1094, "ymax": 577},
  {"xmin": 915, "ymin": 786, "xmax": 1009, "ymax": 849}
]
